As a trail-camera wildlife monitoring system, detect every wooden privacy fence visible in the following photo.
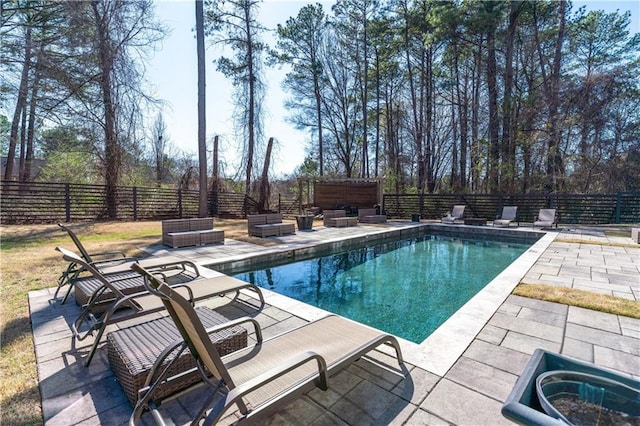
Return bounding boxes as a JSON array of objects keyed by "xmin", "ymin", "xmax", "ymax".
[
  {"xmin": 382, "ymin": 192, "xmax": 640, "ymax": 224},
  {"xmin": 2, "ymin": 181, "xmax": 638, "ymax": 224},
  {"xmin": 0, "ymin": 181, "xmax": 259, "ymax": 224}
]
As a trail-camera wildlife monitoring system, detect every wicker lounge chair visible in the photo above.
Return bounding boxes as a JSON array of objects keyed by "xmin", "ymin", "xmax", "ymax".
[
  {"xmin": 533, "ymin": 208, "xmax": 558, "ymax": 229},
  {"xmin": 441, "ymin": 205, "xmax": 465, "ymax": 224},
  {"xmin": 56, "ymin": 247, "xmax": 264, "ymax": 366},
  {"xmin": 129, "ymin": 263, "xmax": 406, "ymax": 425},
  {"xmin": 493, "ymin": 206, "xmax": 518, "ymax": 227},
  {"xmin": 56, "ymin": 223, "xmax": 199, "ymax": 303}
]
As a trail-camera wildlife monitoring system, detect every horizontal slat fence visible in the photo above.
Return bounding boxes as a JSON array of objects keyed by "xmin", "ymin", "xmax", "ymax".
[
  {"xmin": 383, "ymin": 192, "xmax": 640, "ymax": 224},
  {"xmin": 2, "ymin": 181, "xmax": 638, "ymax": 224},
  {"xmin": 213, "ymin": 192, "xmax": 247, "ymax": 218}
]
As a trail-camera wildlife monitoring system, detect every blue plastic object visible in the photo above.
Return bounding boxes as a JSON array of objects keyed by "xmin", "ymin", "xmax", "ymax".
[{"xmin": 502, "ymin": 349, "xmax": 640, "ymax": 426}]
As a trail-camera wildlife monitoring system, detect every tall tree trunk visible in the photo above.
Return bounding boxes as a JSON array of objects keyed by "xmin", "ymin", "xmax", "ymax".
[
  {"xmin": 196, "ymin": 0, "xmax": 208, "ymax": 217},
  {"xmin": 535, "ymin": 0, "xmax": 566, "ymax": 192},
  {"xmin": 360, "ymin": 4, "xmax": 369, "ymax": 179},
  {"xmin": 5, "ymin": 25, "xmax": 32, "ymax": 181},
  {"xmin": 258, "ymin": 137, "xmax": 273, "ymax": 212},
  {"xmin": 93, "ymin": 1, "xmax": 119, "ymax": 219},
  {"xmin": 425, "ymin": 45, "xmax": 435, "ymax": 193},
  {"xmin": 487, "ymin": 28, "xmax": 500, "ymax": 193},
  {"xmin": 23, "ymin": 39, "xmax": 45, "ymax": 182},
  {"xmin": 211, "ymin": 135, "xmax": 219, "ymax": 215},
  {"xmin": 454, "ymin": 42, "xmax": 468, "ymax": 191},
  {"xmin": 314, "ymin": 67, "xmax": 324, "ymax": 176},
  {"xmin": 24, "ymin": 55, "xmax": 42, "ymax": 182},
  {"xmin": 470, "ymin": 42, "xmax": 482, "ymax": 192},
  {"xmin": 19, "ymin": 102, "xmax": 27, "ymax": 182},
  {"xmin": 547, "ymin": 1, "xmax": 566, "ymax": 192},
  {"xmin": 374, "ymin": 47, "xmax": 380, "ymax": 177},
  {"xmin": 244, "ymin": 1, "xmax": 255, "ymax": 199},
  {"xmin": 450, "ymin": 99, "xmax": 458, "ymax": 191},
  {"xmin": 501, "ymin": 2, "xmax": 519, "ymax": 193},
  {"xmin": 401, "ymin": 0, "xmax": 424, "ymax": 191}
]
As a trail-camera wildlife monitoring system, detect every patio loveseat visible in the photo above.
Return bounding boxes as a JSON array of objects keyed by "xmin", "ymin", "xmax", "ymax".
[
  {"xmin": 162, "ymin": 218, "xmax": 224, "ymax": 248},
  {"xmin": 247, "ymin": 213, "xmax": 295, "ymax": 237}
]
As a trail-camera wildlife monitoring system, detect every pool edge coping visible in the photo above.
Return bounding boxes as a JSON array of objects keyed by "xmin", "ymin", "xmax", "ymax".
[{"xmin": 215, "ymin": 224, "xmax": 556, "ymax": 377}]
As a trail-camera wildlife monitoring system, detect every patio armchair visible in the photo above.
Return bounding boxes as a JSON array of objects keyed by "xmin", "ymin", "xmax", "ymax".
[
  {"xmin": 441, "ymin": 205, "xmax": 465, "ymax": 224},
  {"xmin": 56, "ymin": 223, "xmax": 199, "ymax": 303},
  {"xmin": 129, "ymin": 263, "xmax": 406, "ymax": 426},
  {"xmin": 493, "ymin": 206, "xmax": 519, "ymax": 227},
  {"xmin": 56, "ymin": 247, "xmax": 264, "ymax": 366},
  {"xmin": 533, "ymin": 209, "xmax": 558, "ymax": 229}
]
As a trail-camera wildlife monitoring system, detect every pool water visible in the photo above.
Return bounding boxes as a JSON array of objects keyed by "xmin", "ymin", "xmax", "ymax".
[{"xmin": 234, "ymin": 235, "xmax": 530, "ymax": 343}]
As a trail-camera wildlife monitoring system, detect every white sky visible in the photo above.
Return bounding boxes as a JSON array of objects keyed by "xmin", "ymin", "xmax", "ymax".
[{"xmin": 146, "ymin": 0, "xmax": 639, "ymax": 176}]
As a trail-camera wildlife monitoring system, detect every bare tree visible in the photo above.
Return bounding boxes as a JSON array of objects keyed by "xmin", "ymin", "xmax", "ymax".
[
  {"xmin": 63, "ymin": 0, "xmax": 165, "ymax": 217},
  {"xmin": 271, "ymin": 3, "xmax": 328, "ymax": 175},
  {"xmin": 205, "ymin": 0, "xmax": 266, "ymax": 200},
  {"xmin": 534, "ymin": 0, "xmax": 567, "ymax": 192},
  {"xmin": 151, "ymin": 112, "xmax": 169, "ymax": 186}
]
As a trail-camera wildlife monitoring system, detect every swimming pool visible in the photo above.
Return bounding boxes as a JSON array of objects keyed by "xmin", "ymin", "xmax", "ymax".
[{"xmin": 234, "ymin": 235, "xmax": 530, "ymax": 343}]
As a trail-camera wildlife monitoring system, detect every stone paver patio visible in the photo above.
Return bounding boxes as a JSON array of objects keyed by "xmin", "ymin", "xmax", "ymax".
[{"xmin": 30, "ymin": 222, "xmax": 640, "ymax": 425}]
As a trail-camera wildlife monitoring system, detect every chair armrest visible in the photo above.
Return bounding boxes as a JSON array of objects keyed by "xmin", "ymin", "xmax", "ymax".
[
  {"xmin": 149, "ymin": 259, "xmax": 200, "ymax": 278},
  {"xmin": 88, "ymin": 251, "xmax": 128, "ymax": 262},
  {"xmin": 204, "ymin": 317, "xmax": 263, "ymax": 343},
  {"xmin": 223, "ymin": 351, "xmax": 329, "ymax": 408}
]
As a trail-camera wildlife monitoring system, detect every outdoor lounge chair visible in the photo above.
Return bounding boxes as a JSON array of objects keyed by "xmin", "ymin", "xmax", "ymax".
[
  {"xmin": 493, "ymin": 206, "xmax": 518, "ymax": 227},
  {"xmin": 533, "ymin": 208, "xmax": 558, "ymax": 229},
  {"xmin": 129, "ymin": 263, "xmax": 406, "ymax": 426},
  {"xmin": 56, "ymin": 223, "xmax": 199, "ymax": 303},
  {"xmin": 56, "ymin": 247, "xmax": 264, "ymax": 366},
  {"xmin": 441, "ymin": 205, "xmax": 465, "ymax": 224}
]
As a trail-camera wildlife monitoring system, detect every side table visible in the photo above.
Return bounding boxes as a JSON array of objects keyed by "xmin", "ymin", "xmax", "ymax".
[{"xmin": 295, "ymin": 215, "xmax": 314, "ymax": 231}]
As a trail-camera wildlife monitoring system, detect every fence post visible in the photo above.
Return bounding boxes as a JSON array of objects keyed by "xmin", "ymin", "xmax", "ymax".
[
  {"xmin": 278, "ymin": 193, "xmax": 282, "ymax": 213},
  {"xmin": 133, "ymin": 187, "xmax": 138, "ymax": 221},
  {"xmin": 178, "ymin": 189, "xmax": 183, "ymax": 218},
  {"xmin": 65, "ymin": 183, "xmax": 71, "ymax": 222},
  {"xmin": 615, "ymin": 192, "xmax": 622, "ymax": 224}
]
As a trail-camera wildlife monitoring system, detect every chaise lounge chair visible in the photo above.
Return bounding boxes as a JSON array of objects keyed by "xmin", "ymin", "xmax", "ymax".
[
  {"xmin": 129, "ymin": 263, "xmax": 406, "ymax": 425},
  {"xmin": 56, "ymin": 223, "xmax": 199, "ymax": 303},
  {"xmin": 493, "ymin": 206, "xmax": 518, "ymax": 227},
  {"xmin": 56, "ymin": 247, "xmax": 264, "ymax": 366},
  {"xmin": 441, "ymin": 205, "xmax": 465, "ymax": 224},
  {"xmin": 533, "ymin": 208, "xmax": 558, "ymax": 229}
]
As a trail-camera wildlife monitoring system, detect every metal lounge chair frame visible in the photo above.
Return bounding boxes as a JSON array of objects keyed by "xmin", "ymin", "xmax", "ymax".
[
  {"xmin": 493, "ymin": 206, "xmax": 519, "ymax": 227},
  {"xmin": 441, "ymin": 205, "xmax": 465, "ymax": 224},
  {"xmin": 56, "ymin": 247, "xmax": 264, "ymax": 366},
  {"xmin": 56, "ymin": 223, "xmax": 199, "ymax": 303},
  {"xmin": 533, "ymin": 208, "xmax": 558, "ymax": 229},
  {"xmin": 130, "ymin": 263, "xmax": 406, "ymax": 426}
]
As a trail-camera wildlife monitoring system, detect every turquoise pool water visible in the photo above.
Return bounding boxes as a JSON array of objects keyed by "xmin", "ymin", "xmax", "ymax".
[{"xmin": 234, "ymin": 235, "xmax": 530, "ymax": 343}]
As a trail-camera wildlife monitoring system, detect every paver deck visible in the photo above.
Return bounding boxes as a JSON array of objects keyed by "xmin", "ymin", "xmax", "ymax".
[{"xmin": 31, "ymin": 222, "xmax": 640, "ymax": 425}]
